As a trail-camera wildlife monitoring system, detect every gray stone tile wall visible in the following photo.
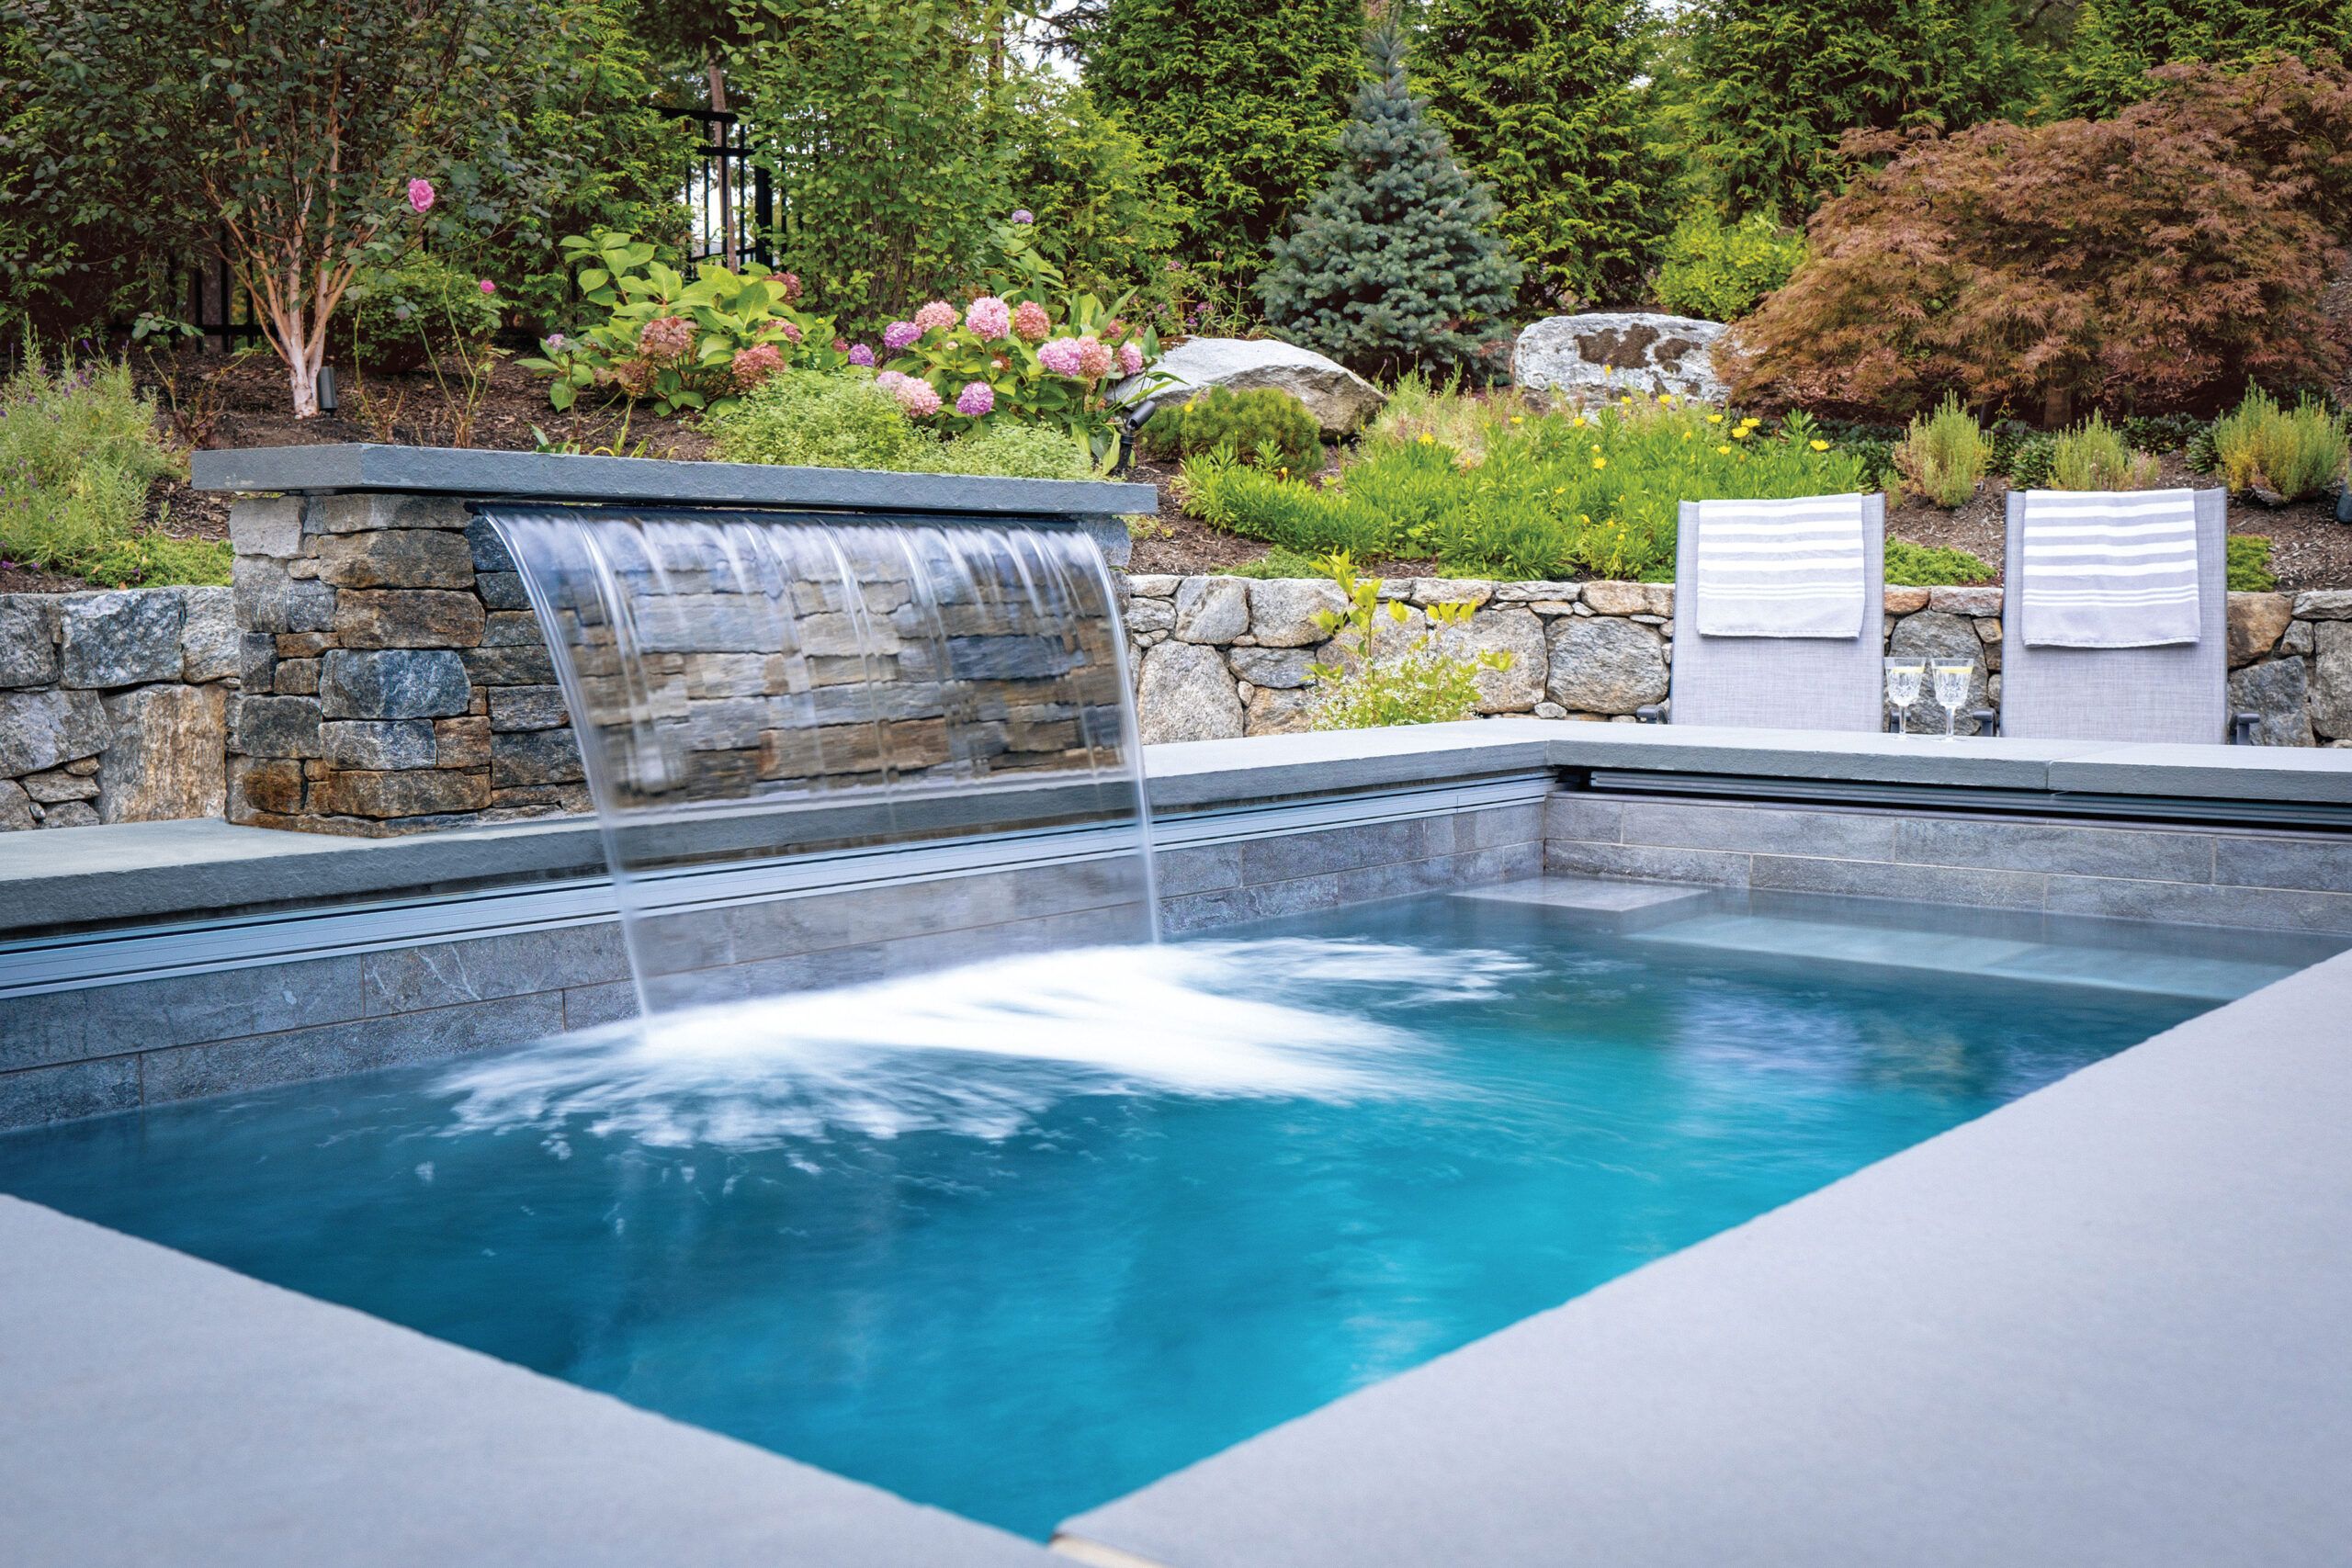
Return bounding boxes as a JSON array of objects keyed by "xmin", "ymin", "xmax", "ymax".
[{"xmin": 1547, "ymin": 791, "xmax": 2352, "ymax": 932}]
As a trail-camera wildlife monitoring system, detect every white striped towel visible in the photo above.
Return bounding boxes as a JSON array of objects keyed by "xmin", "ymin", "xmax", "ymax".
[
  {"xmin": 2019, "ymin": 490, "xmax": 2200, "ymax": 648},
  {"xmin": 1691, "ymin": 494, "xmax": 1869, "ymax": 638}
]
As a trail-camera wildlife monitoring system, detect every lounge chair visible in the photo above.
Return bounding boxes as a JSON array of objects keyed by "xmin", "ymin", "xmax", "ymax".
[
  {"xmin": 1637, "ymin": 493, "xmax": 1887, "ymax": 730},
  {"xmin": 1994, "ymin": 488, "xmax": 2256, "ymax": 743}
]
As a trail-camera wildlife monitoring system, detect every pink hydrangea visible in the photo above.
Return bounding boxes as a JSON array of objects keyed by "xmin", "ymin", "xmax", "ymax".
[
  {"xmin": 730, "ymin": 343, "xmax": 784, "ymax": 389},
  {"xmin": 638, "ymin": 315, "xmax": 695, "ymax": 363},
  {"xmin": 1011, "ymin": 209, "xmax": 1034, "ymax": 225},
  {"xmin": 1036, "ymin": 336, "xmax": 1086, "ymax": 377},
  {"xmin": 1117, "ymin": 340, "xmax": 1145, "ymax": 376},
  {"xmin": 956, "ymin": 381, "xmax": 995, "ymax": 418},
  {"xmin": 847, "ymin": 344, "xmax": 876, "ymax": 367},
  {"xmin": 1012, "ymin": 300, "xmax": 1051, "ymax": 343},
  {"xmin": 779, "ymin": 321, "xmax": 804, "ymax": 344},
  {"xmin": 913, "ymin": 300, "xmax": 957, "ymax": 335},
  {"xmin": 1076, "ymin": 336, "xmax": 1115, "ymax": 379},
  {"xmin": 765, "ymin": 272, "xmax": 802, "ymax": 303},
  {"xmin": 407, "ymin": 178, "xmax": 435, "ymax": 214},
  {"xmin": 882, "ymin": 374, "xmax": 942, "ymax": 418},
  {"xmin": 964, "ymin": 296, "xmax": 1012, "ymax": 340},
  {"xmin": 883, "ymin": 320, "xmax": 922, "ymax": 354}
]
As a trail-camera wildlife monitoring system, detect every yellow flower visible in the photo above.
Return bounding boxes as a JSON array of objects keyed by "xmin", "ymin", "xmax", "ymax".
[
  {"xmin": 1716, "ymin": 445, "xmax": 1732, "ymax": 456},
  {"xmin": 1418, "ymin": 432, "xmax": 1434, "ymax": 446},
  {"xmin": 1810, "ymin": 439, "xmax": 1830, "ymax": 451},
  {"xmin": 1618, "ymin": 395, "xmax": 1632, "ymax": 405},
  {"xmin": 1707, "ymin": 412, "xmax": 1724, "ymax": 423},
  {"xmin": 1681, "ymin": 431, "xmax": 1692, "ymax": 441},
  {"xmin": 1592, "ymin": 456, "xmax": 1607, "ymax": 470},
  {"xmin": 1571, "ymin": 414, "xmax": 1587, "ymax": 427},
  {"xmin": 1659, "ymin": 393, "xmax": 1676, "ymax": 405},
  {"xmin": 1732, "ymin": 427, "xmax": 1749, "ymax": 439},
  {"xmin": 1553, "ymin": 487, "xmax": 1566, "ymax": 496},
  {"xmin": 1509, "ymin": 414, "xmax": 1524, "ymax": 425}
]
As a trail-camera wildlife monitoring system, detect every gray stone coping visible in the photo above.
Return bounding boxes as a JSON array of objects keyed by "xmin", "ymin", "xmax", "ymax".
[
  {"xmin": 1056, "ymin": 940, "xmax": 2352, "ymax": 1567},
  {"xmin": 0, "ymin": 1196, "xmax": 1054, "ymax": 1568},
  {"xmin": 189, "ymin": 444, "xmax": 1157, "ymax": 520},
  {"xmin": 5, "ymin": 722, "xmax": 2346, "ymax": 933}
]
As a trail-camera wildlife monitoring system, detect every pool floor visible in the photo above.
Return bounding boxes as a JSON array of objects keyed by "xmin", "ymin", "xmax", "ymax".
[{"xmin": 0, "ymin": 886, "xmax": 2286, "ymax": 1538}]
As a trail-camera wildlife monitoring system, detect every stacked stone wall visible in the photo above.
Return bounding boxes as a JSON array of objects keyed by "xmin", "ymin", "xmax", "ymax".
[{"xmin": 0, "ymin": 589, "xmax": 240, "ymax": 829}]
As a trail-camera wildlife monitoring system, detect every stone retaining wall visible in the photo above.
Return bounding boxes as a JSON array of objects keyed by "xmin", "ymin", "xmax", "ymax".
[
  {"xmin": 0, "ymin": 589, "xmax": 240, "ymax": 830},
  {"xmin": 1124, "ymin": 576, "xmax": 2343, "ymax": 746}
]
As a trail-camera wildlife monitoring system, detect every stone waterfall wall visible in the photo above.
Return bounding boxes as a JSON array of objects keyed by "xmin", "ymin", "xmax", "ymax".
[
  {"xmin": 1123, "ymin": 575, "xmax": 2342, "ymax": 745},
  {"xmin": 0, "ymin": 589, "xmax": 241, "ymax": 830}
]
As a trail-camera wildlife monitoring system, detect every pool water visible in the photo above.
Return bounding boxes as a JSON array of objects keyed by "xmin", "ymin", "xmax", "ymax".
[{"xmin": 0, "ymin": 886, "xmax": 2287, "ymax": 1539}]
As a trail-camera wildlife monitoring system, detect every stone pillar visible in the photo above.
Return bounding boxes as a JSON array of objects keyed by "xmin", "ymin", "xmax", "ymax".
[{"xmin": 226, "ymin": 493, "xmax": 584, "ymax": 835}]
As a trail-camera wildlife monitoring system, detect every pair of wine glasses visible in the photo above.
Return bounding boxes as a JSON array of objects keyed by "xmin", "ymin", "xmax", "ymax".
[{"xmin": 1886, "ymin": 657, "xmax": 1977, "ymax": 739}]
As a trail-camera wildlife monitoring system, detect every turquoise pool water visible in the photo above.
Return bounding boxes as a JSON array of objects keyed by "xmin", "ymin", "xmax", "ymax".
[{"xmin": 0, "ymin": 887, "xmax": 2285, "ymax": 1539}]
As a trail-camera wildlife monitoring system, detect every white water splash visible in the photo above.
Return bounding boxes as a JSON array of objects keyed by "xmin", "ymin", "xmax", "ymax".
[{"xmin": 437, "ymin": 939, "xmax": 1527, "ymax": 1149}]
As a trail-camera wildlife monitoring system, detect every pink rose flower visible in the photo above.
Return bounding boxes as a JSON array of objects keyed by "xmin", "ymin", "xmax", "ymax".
[
  {"xmin": 478, "ymin": 279, "xmax": 496, "ymax": 296},
  {"xmin": 407, "ymin": 178, "xmax": 435, "ymax": 214},
  {"xmin": 956, "ymin": 381, "xmax": 995, "ymax": 418},
  {"xmin": 965, "ymin": 296, "xmax": 1012, "ymax": 340},
  {"xmin": 913, "ymin": 300, "xmax": 957, "ymax": 335},
  {"xmin": 1012, "ymin": 300, "xmax": 1051, "ymax": 343}
]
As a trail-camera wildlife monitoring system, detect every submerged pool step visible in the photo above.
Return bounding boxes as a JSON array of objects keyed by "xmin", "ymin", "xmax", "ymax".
[
  {"xmin": 1632, "ymin": 913, "xmax": 2293, "ymax": 1003},
  {"xmin": 1453, "ymin": 876, "xmax": 1717, "ymax": 931}
]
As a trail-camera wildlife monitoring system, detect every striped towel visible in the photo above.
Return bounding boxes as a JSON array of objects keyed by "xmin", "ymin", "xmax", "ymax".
[
  {"xmin": 1691, "ymin": 494, "xmax": 1869, "ymax": 638},
  {"xmin": 2019, "ymin": 490, "xmax": 2200, "ymax": 648}
]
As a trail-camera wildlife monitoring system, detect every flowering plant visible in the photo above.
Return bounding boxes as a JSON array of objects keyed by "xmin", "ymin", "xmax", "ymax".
[
  {"xmin": 876, "ymin": 214, "xmax": 1170, "ymax": 464},
  {"xmin": 518, "ymin": 231, "xmax": 844, "ymax": 416}
]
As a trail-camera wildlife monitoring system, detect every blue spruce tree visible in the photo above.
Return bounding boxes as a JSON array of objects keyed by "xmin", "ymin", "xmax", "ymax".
[{"xmin": 1258, "ymin": 23, "xmax": 1521, "ymax": 381}]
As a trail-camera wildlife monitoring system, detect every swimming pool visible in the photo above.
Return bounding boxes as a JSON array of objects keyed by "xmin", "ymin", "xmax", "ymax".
[{"xmin": 0, "ymin": 884, "xmax": 2312, "ymax": 1540}]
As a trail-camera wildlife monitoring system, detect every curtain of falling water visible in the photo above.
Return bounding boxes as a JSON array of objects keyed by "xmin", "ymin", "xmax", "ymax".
[{"xmin": 483, "ymin": 507, "xmax": 1159, "ymax": 1018}]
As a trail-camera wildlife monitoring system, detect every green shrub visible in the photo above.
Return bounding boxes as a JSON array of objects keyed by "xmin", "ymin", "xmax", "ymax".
[
  {"xmin": 1883, "ymin": 540, "xmax": 1996, "ymax": 587},
  {"xmin": 2049, "ymin": 412, "xmax": 2161, "ymax": 491},
  {"xmin": 927, "ymin": 421, "xmax": 1092, "ymax": 480},
  {"xmin": 1894, "ymin": 394, "xmax": 1988, "ymax": 508},
  {"xmin": 2226, "ymin": 535, "xmax": 2278, "ymax": 592},
  {"xmin": 1217, "ymin": 546, "xmax": 1331, "ymax": 579},
  {"xmin": 1179, "ymin": 391, "xmax": 1873, "ymax": 581},
  {"xmin": 1655, "ymin": 209, "xmax": 1805, "ymax": 321},
  {"xmin": 342, "ymin": 251, "xmax": 502, "ymax": 376},
  {"xmin": 1306, "ymin": 552, "xmax": 1508, "ymax": 729},
  {"xmin": 2117, "ymin": 412, "xmax": 2206, "ymax": 457},
  {"xmin": 709, "ymin": 369, "xmax": 1095, "ymax": 479},
  {"xmin": 1260, "ymin": 24, "xmax": 1520, "ymax": 380},
  {"xmin": 1142, "ymin": 387, "xmax": 1322, "ymax": 471},
  {"xmin": 2007, "ymin": 433, "xmax": 2056, "ymax": 490},
  {"xmin": 0, "ymin": 351, "xmax": 218, "ymax": 586},
  {"xmin": 2210, "ymin": 389, "xmax": 2347, "ymax": 502}
]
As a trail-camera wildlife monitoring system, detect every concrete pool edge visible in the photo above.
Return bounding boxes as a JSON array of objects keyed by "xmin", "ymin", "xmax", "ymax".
[{"xmin": 1051, "ymin": 942, "xmax": 2352, "ymax": 1568}]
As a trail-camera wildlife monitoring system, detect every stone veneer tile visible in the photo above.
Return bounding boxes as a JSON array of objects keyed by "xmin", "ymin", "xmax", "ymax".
[
  {"xmin": 1749, "ymin": 854, "xmax": 2047, "ymax": 909},
  {"xmin": 1545, "ymin": 839, "xmax": 1754, "ymax": 887},
  {"xmin": 1895, "ymin": 817, "xmax": 2216, "ymax": 883},
  {"xmin": 359, "ymin": 923, "xmax": 630, "ymax": 1017},
  {"xmin": 1544, "ymin": 795, "xmax": 1625, "ymax": 844},
  {"xmin": 2042, "ymin": 875, "xmax": 2352, "ymax": 935},
  {"xmin": 0, "ymin": 1056, "xmax": 142, "ymax": 1131},
  {"xmin": 1620, "ymin": 800, "xmax": 1900, "ymax": 861},
  {"xmin": 2211, "ymin": 835, "xmax": 2352, "ymax": 894},
  {"xmin": 1161, "ymin": 874, "xmax": 1345, "ymax": 935},
  {"xmin": 1239, "ymin": 819, "xmax": 1426, "ymax": 885},
  {"xmin": 562, "ymin": 980, "xmax": 641, "ymax": 1031},
  {"xmin": 1452, "ymin": 801, "xmax": 1547, "ymax": 851},
  {"xmin": 140, "ymin": 991, "xmax": 566, "ymax": 1105},
  {"xmin": 1156, "ymin": 842, "xmax": 1244, "ymax": 897},
  {"xmin": 1, "ymin": 956, "xmax": 366, "ymax": 1072}
]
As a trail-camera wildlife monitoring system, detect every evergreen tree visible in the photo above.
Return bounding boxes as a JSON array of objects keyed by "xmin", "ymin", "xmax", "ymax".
[
  {"xmin": 1260, "ymin": 24, "xmax": 1521, "ymax": 380},
  {"xmin": 2049, "ymin": 0, "xmax": 2352, "ymax": 119},
  {"xmin": 1683, "ymin": 0, "xmax": 2037, "ymax": 220},
  {"xmin": 1087, "ymin": 0, "xmax": 1365, "ymax": 293},
  {"xmin": 1417, "ymin": 0, "xmax": 1668, "ymax": 310}
]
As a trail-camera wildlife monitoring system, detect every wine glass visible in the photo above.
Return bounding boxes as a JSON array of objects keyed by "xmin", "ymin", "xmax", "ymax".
[
  {"xmin": 1930, "ymin": 658, "xmax": 1974, "ymax": 740},
  {"xmin": 1884, "ymin": 658, "xmax": 1926, "ymax": 734}
]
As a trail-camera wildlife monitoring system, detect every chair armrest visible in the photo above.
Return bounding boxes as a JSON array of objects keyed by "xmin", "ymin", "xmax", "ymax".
[
  {"xmin": 2232, "ymin": 711, "xmax": 2259, "ymax": 745},
  {"xmin": 1970, "ymin": 707, "xmax": 1999, "ymax": 738},
  {"xmin": 1634, "ymin": 704, "xmax": 1666, "ymax": 725}
]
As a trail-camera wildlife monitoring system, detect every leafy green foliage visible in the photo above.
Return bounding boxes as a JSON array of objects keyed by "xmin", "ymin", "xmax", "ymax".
[
  {"xmin": 1894, "ymin": 395, "xmax": 1989, "ymax": 507},
  {"xmin": 707, "ymin": 370, "xmax": 1092, "ymax": 479},
  {"xmin": 1416, "ymin": 0, "xmax": 1668, "ymax": 309},
  {"xmin": 2211, "ymin": 389, "xmax": 2348, "ymax": 502},
  {"xmin": 1883, "ymin": 539, "xmax": 1996, "ymax": 586},
  {"xmin": 6, "ymin": 0, "xmax": 582, "ymax": 414},
  {"xmin": 1260, "ymin": 25, "xmax": 1520, "ymax": 381},
  {"xmin": 517, "ymin": 231, "xmax": 842, "ymax": 415},
  {"xmin": 2049, "ymin": 412, "xmax": 2162, "ymax": 490},
  {"xmin": 1655, "ymin": 209, "xmax": 1805, "ymax": 321},
  {"xmin": 1681, "ymin": 0, "xmax": 2035, "ymax": 220},
  {"xmin": 343, "ymin": 253, "xmax": 504, "ymax": 376},
  {"xmin": 1177, "ymin": 391, "xmax": 1873, "ymax": 581},
  {"xmin": 998, "ymin": 77, "xmax": 1183, "ymax": 306},
  {"xmin": 1086, "ymin": 0, "xmax": 1364, "ymax": 294},
  {"xmin": 1306, "ymin": 552, "xmax": 1509, "ymax": 730},
  {"xmin": 1217, "ymin": 546, "xmax": 1333, "ymax": 579},
  {"xmin": 1142, "ymin": 387, "xmax": 1323, "ymax": 471},
  {"xmin": 1729, "ymin": 58, "xmax": 2352, "ymax": 421},
  {"xmin": 0, "ymin": 351, "xmax": 223, "ymax": 586},
  {"xmin": 2226, "ymin": 534, "xmax": 2278, "ymax": 592},
  {"xmin": 2007, "ymin": 433, "xmax": 2058, "ymax": 490},
  {"xmin": 2048, "ymin": 0, "xmax": 2352, "ymax": 119}
]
